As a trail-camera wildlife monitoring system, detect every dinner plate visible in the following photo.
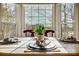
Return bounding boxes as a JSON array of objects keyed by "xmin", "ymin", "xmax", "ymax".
[{"xmin": 27, "ymin": 40, "xmax": 57, "ymax": 51}]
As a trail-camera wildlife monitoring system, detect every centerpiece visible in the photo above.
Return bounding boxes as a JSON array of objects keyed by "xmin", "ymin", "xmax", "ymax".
[
  {"xmin": 33, "ymin": 24, "xmax": 46, "ymax": 48},
  {"xmin": 27, "ymin": 24, "xmax": 57, "ymax": 51}
]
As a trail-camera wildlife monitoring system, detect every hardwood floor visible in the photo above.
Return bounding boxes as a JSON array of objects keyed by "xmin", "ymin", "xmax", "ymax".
[{"xmin": 59, "ymin": 41, "xmax": 79, "ymax": 53}]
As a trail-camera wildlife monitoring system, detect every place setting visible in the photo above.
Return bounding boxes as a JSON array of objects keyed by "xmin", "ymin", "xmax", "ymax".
[{"xmin": 24, "ymin": 37, "xmax": 61, "ymax": 53}]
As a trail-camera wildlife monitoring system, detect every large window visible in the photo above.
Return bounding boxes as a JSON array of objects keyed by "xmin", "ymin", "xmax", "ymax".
[
  {"xmin": 0, "ymin": 3, "xmax": 16, "ymax": 39},
  {"xmin": 61, "ymin": 3, "xmax": 74, "ymax": 38},
  {"xmin": 0, "ymin": 3, "xmax": 75, "ymax": 38},
  {"xmin": 24, "ymin": 4, "xmax": 53, "ymax": 29}
]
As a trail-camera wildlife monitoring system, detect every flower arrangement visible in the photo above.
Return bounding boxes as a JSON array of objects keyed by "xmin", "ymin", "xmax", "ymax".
[
  {"xmin": 33, "ymin": 24, "xmax": 46, "ymax": 47},
  {"xmin": 33, "ymin": 24, "xmax": 46, "ymax": 35}
]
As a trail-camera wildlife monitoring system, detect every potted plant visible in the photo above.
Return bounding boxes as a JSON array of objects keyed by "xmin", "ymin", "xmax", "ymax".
[{"xmin": 33, "ymin": 24, "xmax": 46, "ymax": 47}]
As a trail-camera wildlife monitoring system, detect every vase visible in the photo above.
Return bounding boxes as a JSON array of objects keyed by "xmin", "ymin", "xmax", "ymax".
[{"xmin": 36, "ymin": 35, "xmax": 45, "ymax": 48}]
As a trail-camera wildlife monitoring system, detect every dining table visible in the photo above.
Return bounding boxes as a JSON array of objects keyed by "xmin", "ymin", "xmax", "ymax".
[{"xmin": 0, "ymin": 37, "xmax": 68, "ymax": 56}]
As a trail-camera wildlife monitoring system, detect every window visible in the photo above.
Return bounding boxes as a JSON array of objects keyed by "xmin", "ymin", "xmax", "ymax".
[
  {"xmin": 61, "ymin": 3, "xmax": 74, "ymax": 38},
  {"xmin": 24, "ymin": 4, "xmax": 53, "ymax": 29},
  {"xmin": 0, "ymin": 3, "xmax": 16, "ymax": 38}
]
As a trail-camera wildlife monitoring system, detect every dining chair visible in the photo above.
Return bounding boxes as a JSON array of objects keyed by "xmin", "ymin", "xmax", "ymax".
[
  {"xmin": 23, "ymin": 30, "xmax": 35, "ymax": 37},
  {"xmin": 45, "ymin": 30, "xmax": 55, "ymax": 37}
]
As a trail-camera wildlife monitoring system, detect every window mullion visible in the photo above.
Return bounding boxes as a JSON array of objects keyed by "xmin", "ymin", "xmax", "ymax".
[{"xmin": 38, "ymin": 4, "xmax": 39, "ymax": 24}]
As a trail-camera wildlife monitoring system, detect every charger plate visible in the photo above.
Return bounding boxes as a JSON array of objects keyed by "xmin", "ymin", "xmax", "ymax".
[{"xmin": 27, "ymin": 39, "xmax": 57, "ymax": 51}]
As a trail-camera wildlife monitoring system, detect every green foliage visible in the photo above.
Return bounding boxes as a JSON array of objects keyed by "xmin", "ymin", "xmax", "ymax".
[{"xmin": 33, "ymin": 24, "xmax": 46, "ymax": 35}]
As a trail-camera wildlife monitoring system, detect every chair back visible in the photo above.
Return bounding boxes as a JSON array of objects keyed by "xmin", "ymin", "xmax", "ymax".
[
  {"xmin": 45, "ymin": 30, "xmax": 55, "ymax": 37},
  {"xmin": 23, "ymin": 30, "xmax": 35, "ymax": 37}
]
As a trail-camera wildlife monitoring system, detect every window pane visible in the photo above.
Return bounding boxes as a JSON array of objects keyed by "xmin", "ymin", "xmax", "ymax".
[
  {"xmin": 46, "ymin": 9, "xmax": 52, "ymax": 17},
  {"xmin": 32, "ymin": 17, "xmax": 38, "ymax": 25},
  {"xmin": 61, "ymin": 3, "xmax": 74, "ymax": 38},
  {"xmin": 31, "ymin": 4, "xmax": 38, "ymax": 9},
  {"xmin": 46, "ymin": 17, "xmax": 52, "ymax": 23},
  {"xmin": 0, "ymin": 3, "xmax": 16, "ymax": 39},
  {"xmin": 32, "ymin": 9, "xmax": 38, "ymax": 16},
  {"xmin": 25, "ymin": 9, "xmax": 31, "ymax": 16},
  {"xmin": 66, "ymin": 24, "xmax": 73, "ymax": 29},
  {"xmin": 46, "ymin": 24, "xmax": 52, "ymax": 29},
  {"xmin": 46, "ymin": 4, "xmax": 53, "ymax": 9},
  {"xmin": 66, "ymin": 20, "xmax": 74, "ymax": 23},
  {"xmin": 24, "ymin": 4, "xmax": 32, "ymax": 9},
  {"xmin": 25, "ymin": 17, "xmax": 31, "ymax": 25},
  {"xmin": 39, "ymin": 4, "xmax": 46, "ymax": 9},
  {"xmin": 39, "ymin": 17, "xmax": 45, "ymax": 25},
  {"xmin": 61, "ymin": 3, "xmax": 74, "ymax": 22},
  {"xmin": 25, "ymin": 18, "xmax": 32, "ymax": 29},
  {"xmin": 39, "ymin": 10, "xmax": 46, "ymax": 16}
]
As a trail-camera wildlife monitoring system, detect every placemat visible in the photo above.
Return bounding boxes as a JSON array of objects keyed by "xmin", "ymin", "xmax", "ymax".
[{"xmin": 24, "ymin": 48, "xmax": 61, "ymax": 52}]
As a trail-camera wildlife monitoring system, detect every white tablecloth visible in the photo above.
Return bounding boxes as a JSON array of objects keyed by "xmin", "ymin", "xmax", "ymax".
[{"xmin": 0, "ymin": 37, "xmax": 68, "ymax": 53}]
